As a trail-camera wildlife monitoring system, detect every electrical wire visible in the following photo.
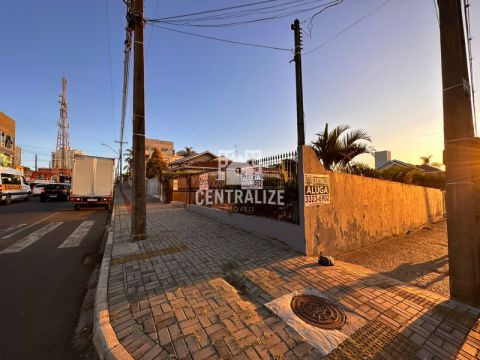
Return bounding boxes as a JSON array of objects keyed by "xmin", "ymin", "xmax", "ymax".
[
  {"xmin": 464, "ymin": 0, "xmax": 477, "ymax": 135},
  {"xmin": 303, "ymin": 0, "xmax": 394, "ymax": 55},
  {"xmin": 148, "ymin": 0, "xmax": 342, "ymax": 28},
  {"xmin": 432, "ymin": 0, "xmax": 439, "ymax": 25},
  {"xmin": 105, "ymin": 0, "xmax": 117, "ymax": 137},
  {"xmin": 118, "ymin": 29, "xmax": 132, "ymax": 175},
  {"xmin": 146, "ymin": 0, "xmax": 160, "ymax": 56},
  {"xmin": 304, "ymin": 0, "xmax": 344, "ymax": 34},
  {"xmin": 153, "ymin": 0, "xmax": 290, "ymax": 21},
  {"xmin": 159, "ymin": 0, "xmax": 327, "ymax": 23},
  {"xmin": 147, "ymin": 23, "xmax": 293, "ymax": 52}
]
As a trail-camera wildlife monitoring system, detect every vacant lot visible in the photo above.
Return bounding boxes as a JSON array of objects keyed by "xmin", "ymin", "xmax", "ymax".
[{"xmin": 337, "ymin": 220, "xmax": 449, "ymax": 297}]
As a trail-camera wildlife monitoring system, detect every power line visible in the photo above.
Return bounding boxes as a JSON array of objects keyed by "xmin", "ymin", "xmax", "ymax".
[
  {"xmin": 148, "ymin": 1, "xmax": 342, "ymax": 28},
  {"xmin": 303, "ymin": 0, "xmax": 394, "ymax": 56},
  {"xmin": 432, "ymin": 0, "xmax": 439, "ymax": 25},
  {"xmin": 304, "ymin": 0, "xmax": 344, "ymax": 34},
  {"xmin": 105, "ymin": 0, "xmax": 116, "ymax": 136},
  {"xmin": 464, "ymin": 0, "xmax": 477, "ymax": 135},
  {"xmin": 160, "ymin": 0, "xmax": 327, "ymax": 23},
  {"xmin": 146, "ymin": 0, "xmax": 160, "ymax": 56},
  {"xmin": 118, "ymin": 27, "xmax": 133, "ymax": 179},
  {"xmin": 147, "ymin": 23, "xmax": 293, "ymax": 52},
  {"xmin": 153, "ymin": 0, "xmax": 286, "ymax": 21}
]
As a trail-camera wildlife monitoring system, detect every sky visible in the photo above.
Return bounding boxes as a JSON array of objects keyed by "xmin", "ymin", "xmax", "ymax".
[{"xmin": 1, "ymin": 0, "xmax": 479, "ymax": 169}]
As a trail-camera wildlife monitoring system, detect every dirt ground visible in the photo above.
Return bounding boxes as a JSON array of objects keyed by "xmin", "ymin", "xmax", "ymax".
[{"xmin": 337, "ymin": 220, "xmax": 449, "ymax": 297}]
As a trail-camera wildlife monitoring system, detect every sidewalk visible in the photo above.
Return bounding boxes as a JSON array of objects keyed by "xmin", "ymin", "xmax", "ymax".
[
  {"xmin": 337, "ymin": 221, "xmax": 449, "ymax": 298},
  {"xmin": 95, "ymin": 185, "xmax": 480, "ymax": 359}
]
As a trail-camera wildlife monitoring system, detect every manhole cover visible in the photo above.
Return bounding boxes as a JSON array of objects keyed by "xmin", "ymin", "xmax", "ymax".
[{"xmin": 291, "ymin": 294, "xmax": 346, "ymax": 330}]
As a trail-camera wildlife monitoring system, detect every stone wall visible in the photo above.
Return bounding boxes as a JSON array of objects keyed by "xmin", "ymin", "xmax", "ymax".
[{"xmin": 302, "ymin": 146, "xmax": 445, "ymax": 256}]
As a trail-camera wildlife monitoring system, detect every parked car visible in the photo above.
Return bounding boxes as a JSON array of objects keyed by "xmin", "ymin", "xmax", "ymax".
[
  {"xmin": 40, "ymin": 183, "xmax": 71, "ymax": 202},
  {"xmin": 0, "ymin": 167, "xmax": 31, "ymax": 205},
  {"xmin": 32, "ymin": 183, "xmax": 51, "ymax": 196}
]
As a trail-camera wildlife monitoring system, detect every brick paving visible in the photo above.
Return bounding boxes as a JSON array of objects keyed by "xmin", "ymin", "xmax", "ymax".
[
  {"xmin": 337, "ymin": 221, "xmax": 449, "ymax": 297},
  {"xmin": 106, "ymin": 185, "xmax": 480, "ymax": 359}
]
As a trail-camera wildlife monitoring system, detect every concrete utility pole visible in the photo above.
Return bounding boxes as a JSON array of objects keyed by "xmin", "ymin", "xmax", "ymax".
[
  {"xmin": 35, "ymin": 154, "xmax": 38, "ymax": 172},
  {"xmin": 291, "ymin": 19, "xmax": 305, "ymax": 147},
  {"xmin": 437, "ymin": 0, "xmax": 480, "ymax": 305},
  {"xmin": 115, "ymin": 139, "xmax": 128, "ymax": 182},
  {"xmin": 130, "ymin": 0, "xmax": 147, "ymax": 240}
]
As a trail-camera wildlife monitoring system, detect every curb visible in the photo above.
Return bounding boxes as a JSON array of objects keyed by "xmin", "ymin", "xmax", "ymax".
[{"xmin": 93, "ymin": 203, "xmax": 133, "ymax": 360}]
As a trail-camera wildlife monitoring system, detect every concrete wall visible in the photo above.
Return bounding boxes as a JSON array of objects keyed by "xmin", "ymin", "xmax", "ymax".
[
  {"xmin": 302, "ymin": 146, "xmax": 445, "ymax": 256},
  {"xmin": 186, "ymin": 204, "xmax": 305, "ymax": 254}
]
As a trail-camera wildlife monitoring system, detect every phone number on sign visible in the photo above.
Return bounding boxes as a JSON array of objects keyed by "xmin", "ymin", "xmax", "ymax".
[{"xmin": 305, "ymin": 194, "xmax": 330, "ymax": 204}]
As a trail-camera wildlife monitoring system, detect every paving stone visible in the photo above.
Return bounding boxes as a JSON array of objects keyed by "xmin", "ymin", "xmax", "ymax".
[{"xmin": 109, "ymin": 188, "xmax": 480, "ymax": 360}]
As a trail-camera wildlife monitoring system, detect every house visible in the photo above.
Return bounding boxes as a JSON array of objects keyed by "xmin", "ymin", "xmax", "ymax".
[
  {"xmin": 415, "ymin": 164, "xmax": 444, "ymax": 173},
  {"xmin": 169, "ymin": 151, "xmax": 231, "ymax": 174},
  {"xmin": 377, "ymin": 159, "xmax": 444, "ymax": 173}
]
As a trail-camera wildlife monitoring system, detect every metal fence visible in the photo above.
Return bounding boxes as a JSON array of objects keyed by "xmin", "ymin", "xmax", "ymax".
[
  {"xmin": 146, "ymin": 178, "xmax": 167, "ymax": 202},
  {"xmin": 170, "ymin": 151, "xmax": 299, "ymax": 224}
]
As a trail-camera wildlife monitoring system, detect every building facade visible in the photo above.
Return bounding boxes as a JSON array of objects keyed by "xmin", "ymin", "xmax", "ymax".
[
  {"xmin": 145, "ymin": 138, "xmax": 174, "ymax": 162},
  {"xmin": 0, "ymin": 112, "xmax": 16, "ymax": 167},
  {"xmin": 14, "ymin": 146, "xmax": 22, "ymax": 167},
  {"xmin": 51, "ymin": 148, "xmax": 86, "ymax": 169},
  {"xmin": 374, "ymin": 150, "xmax": 391, "ymax": 169}
]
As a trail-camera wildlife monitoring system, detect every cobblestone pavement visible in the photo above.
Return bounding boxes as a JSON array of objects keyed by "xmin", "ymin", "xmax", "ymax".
[
  {"xmin": 107, "ymin": 186, "xmax": 480, "ymax": 359},
  {"xmin": 337, "ymin": 221, "xmax": 449, "ymax": 297}
]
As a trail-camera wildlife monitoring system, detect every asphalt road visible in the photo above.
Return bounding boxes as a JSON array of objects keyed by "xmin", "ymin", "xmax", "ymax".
[{"xmin": 0, "ymin": 196, "xmax": 108, "ymax": 360}]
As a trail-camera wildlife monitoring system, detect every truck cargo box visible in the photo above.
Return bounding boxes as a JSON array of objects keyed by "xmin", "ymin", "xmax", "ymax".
[{"xmin": 70, "ymin": 155, "xmax": 115, "ymax": 210}]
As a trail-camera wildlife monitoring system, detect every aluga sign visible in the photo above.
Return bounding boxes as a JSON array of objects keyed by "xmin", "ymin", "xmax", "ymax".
[
  {"xmin": 304, "ymin": 174, "xmax": 330, "ymax": 206},
  {"xmin": 195, "ymin": 189, "xmax": 285, "ymax": 206}
]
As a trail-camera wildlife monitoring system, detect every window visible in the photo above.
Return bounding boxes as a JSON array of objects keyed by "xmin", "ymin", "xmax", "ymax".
[
  {"xmin": 1, "ymin": 173, "xmax": 18, "ymax": 184},
  {"xmin": 5, "ymin": 135, "xmax": 13, "ymax": 149}
]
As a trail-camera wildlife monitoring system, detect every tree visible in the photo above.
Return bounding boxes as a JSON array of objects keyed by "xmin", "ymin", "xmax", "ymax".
[
  {"xmin": 420, "ymin": 155, "xmax": 433, "ymax": 165},
  {"xmin": 420, "ymin": 155, "xmax": 443, "ymax": 169},
  {"xmin": 311, "ymin": 123, "xmax": 373, "ymax": 171},
  {"xmin": 346, "ymin": 162, "xmax": 380, "ymax": 178},
  {"xmin": 146, "ymin": 148, "xmax": 168, "ymax": 180},
  {"xmin": 176, "ymin": 146, "xmax": 197, "ymax": 157}
]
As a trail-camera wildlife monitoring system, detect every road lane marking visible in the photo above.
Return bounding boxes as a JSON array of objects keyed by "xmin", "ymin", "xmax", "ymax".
[
  {"xmin": 2, "ymin": 212, "xmax": 60, "ymax": 239},
  {"xmin": 0, "ymin": 222, "xmax": 63, "ymax": 254},
  {"xmin": 58, "ymin": 221, "xmax": 95, "ymax": 248},
  {"xmin": 0, "ymin": 224, "xmax": 27, "ymax": 236}
]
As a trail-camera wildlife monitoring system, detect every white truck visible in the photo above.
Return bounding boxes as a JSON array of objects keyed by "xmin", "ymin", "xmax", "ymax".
[{"xmin": 70, "ymin": 155, "xmax": 115, "ymax": 211}]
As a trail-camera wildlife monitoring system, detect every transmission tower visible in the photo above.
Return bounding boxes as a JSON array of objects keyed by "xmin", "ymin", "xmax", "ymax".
[{"xmin": 55, "ymin": 77, "xmax": 70, "ymax": 171}]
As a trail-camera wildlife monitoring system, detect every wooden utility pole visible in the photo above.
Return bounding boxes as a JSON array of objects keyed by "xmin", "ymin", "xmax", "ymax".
[
  {"xmin": 291, "ymin": 19, "xmax": 305, "ymax": 147},
  {"xmin": 437, "ymin": 0, "xmax": 480, "ymax": 305},
  {"xmin": 131, "ymin": 0, "xmax": 147, "ymax": 240}
]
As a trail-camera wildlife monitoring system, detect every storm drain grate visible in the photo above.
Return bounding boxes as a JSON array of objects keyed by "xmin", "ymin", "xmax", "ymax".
[
  {"xmin": 291, "ymin": 294, "xmax": 346, "ymax": 330},
  {"xmin": 110, "ymin": 244, "xmax": 187, "ymax": 266},
  {"xmin": 324, "ymin": 319, "xmax": 420, "ymax": 359}
]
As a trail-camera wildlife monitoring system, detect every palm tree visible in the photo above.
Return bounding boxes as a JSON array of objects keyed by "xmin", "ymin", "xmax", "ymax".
[
  {"xmin": 420, "ymin": 155, "xmax": 433, "ymax": 165},
  {"xmin": 311, "ymin": 123, "xmax": 373, "ymax": 171},
  {"xmin": 176, "ymin": 146, "xmax": 197, "ymax": 157}
]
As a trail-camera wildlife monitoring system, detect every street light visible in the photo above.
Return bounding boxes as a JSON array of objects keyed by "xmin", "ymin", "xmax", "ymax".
[
  {"xmin": 101, "ymin": 143, "xmax": 118, "ymax": 155},
  {"xmin": 101, "ymin": 143, "xmax": 120, "ymax": 180}
]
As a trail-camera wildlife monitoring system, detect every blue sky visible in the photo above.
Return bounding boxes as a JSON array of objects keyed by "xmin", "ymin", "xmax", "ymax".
[{"xmin": 1, "ymin": 0, "xmax": 479, "ymax": 169}]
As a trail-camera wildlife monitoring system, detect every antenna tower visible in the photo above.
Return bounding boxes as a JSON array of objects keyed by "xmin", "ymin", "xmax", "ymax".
[{"xmin": 55, "ymin": 77, "xmax": 70, "ymax": 170}]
